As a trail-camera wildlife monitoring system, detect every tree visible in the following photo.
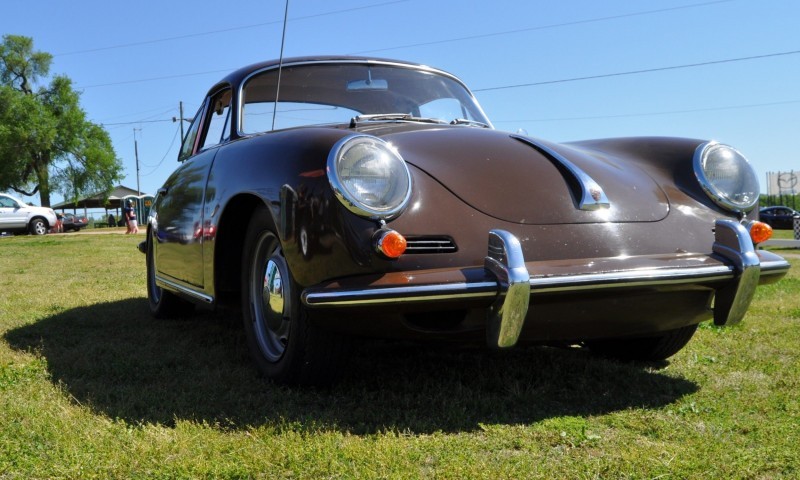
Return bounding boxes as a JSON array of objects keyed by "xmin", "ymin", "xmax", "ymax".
[{"xmin": 0, "ymin": 34, "xmax": 121, "ymax": 207}]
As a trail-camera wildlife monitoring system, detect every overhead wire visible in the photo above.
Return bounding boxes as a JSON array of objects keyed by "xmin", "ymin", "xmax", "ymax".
[
  {"xmin": 492, "ymin": 99, "xmax": 800, "ymax": 124},
  {"xmin": 474, "ymin": 49, "xmax": 800, "ymax": 92},
  {"xmin": 351, "ymin": 0, "xmax": 734, "ymax": 55},
  {"xmin": 76, "ymin": 1, "xmax": 796, "ymax": 131},
  {"xmin": 140, "ymin": 125, "xmax": 181, "ymax": 177},
  {"xmin": 54, "ymin": 0, "xmax": 411, "ymax": 57}
]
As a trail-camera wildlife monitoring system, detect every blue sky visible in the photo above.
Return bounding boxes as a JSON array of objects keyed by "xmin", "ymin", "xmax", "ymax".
[{"xmin": 3, "ymin": 0, "xmax": 799, "ymax": 207}]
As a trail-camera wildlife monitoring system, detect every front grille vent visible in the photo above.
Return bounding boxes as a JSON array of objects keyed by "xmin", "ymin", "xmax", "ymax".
[{"xmin": 404, "ymin": 236, "xmax": 458, "ymax": 254}]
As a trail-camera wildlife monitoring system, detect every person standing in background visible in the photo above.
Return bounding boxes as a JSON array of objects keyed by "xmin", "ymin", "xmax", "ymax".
[{"xmin": 124, "ymin": 199, "xmax": 139, "ymax": 234}]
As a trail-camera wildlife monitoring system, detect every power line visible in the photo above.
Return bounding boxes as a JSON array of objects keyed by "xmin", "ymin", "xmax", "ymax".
[
  {"xmin": 77, "ymin": 68, "xmax": 232, "ymax": 89},
  {"xmin": 140, "ymin": 125, "xmax": 181, "ymax": 175},
  {"xmin": 54, "ymin": 0, "xmax": 410, "ymax": 57},
  {"xmin": 102, "ymin": 119, "xmax": 175, "ymax": 126},
  {"xmin": 351, "ymin": 0, "xmax": 734, "ymax": 55},
  {"xmin": 473, "ymin": 49, "xmax": 800, "ymax": 92},
  {"xmin": 492, "ymin": 99, "xmax": 800, "ymax": 123}
]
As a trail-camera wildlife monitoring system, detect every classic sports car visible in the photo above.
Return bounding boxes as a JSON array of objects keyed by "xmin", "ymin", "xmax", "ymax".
[{"xmin": 140, "ymin": 56, "xmax": 790, "ymax": 385}]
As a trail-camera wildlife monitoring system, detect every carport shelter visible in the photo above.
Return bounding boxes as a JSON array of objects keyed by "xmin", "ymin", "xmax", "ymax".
[{"xmin": 52, "ymin": 185, "xmax": 141, "ymax": 226}]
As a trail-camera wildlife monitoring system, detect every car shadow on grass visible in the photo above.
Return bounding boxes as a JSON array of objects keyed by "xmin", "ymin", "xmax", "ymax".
[{"xmin": 5, "ymin": 298, "xmax": 698, "ymax": 434}]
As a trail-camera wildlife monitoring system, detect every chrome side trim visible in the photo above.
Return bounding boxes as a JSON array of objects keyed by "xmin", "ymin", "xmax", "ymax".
[
  {"xmin": 711, "ymin": 219, "xmax": 760, "ymax": 325},
  {"xmin": 155, "ymin": 275, "xmax": 214, "ymax": 304},
  {"xmin": 484, "ymin": 230, "xmax": 530, "ymax": 349},
  {"xmin": 511, "ymin": 135, "xmax": 610, "ymax": 211}
]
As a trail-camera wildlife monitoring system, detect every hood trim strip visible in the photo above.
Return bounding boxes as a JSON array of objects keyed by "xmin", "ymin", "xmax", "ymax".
[{"xmin": 511, "ymin": 134, "xmax": 611, "ymax": 211}]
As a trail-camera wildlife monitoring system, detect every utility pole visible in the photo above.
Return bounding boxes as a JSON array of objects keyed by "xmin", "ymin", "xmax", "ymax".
[
  {"xmin": 173, "ymin": 101, "xmax": 185, "ymax": 140},
  {"xmin": 134, "ymin": 128, "xmax": 141, "ymax": 196}
]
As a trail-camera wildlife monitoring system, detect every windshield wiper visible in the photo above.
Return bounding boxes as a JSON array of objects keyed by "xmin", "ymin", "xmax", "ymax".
[
  {"xmin": 350, "ymin": 113, "xmax": 448, "ymax": 127},
  {"xmin": 450, "ymin": 118, "xmax": 490, "ymax": 128}
]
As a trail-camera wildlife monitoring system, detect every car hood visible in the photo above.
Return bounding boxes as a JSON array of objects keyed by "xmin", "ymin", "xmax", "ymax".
[{"xmin": 378, "ymin": 126, "xmax": 669, "ymax": 225}]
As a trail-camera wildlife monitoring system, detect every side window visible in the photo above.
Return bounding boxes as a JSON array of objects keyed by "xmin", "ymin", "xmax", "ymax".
[
  {"xmin": 178, "ymin": 103, "xmax": 206, "ymax": 162},
  {"xmin": 200, "ymin": 89, "xmax": 232, "ymax": 151}
]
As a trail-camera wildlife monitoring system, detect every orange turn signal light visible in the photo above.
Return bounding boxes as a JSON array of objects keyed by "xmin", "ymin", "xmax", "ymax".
[
  {"xmin": 376, "ymin": 229, "xmax": 407, "ymax": 259},
  {"xmin": 749, "ymin": 221, "xmax": 773, "ymax": 244}
]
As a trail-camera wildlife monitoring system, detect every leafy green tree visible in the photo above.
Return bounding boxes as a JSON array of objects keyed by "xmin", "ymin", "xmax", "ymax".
[{"xmin": 0, "ymin": 34, "xmax": 122, "ymax": 207}]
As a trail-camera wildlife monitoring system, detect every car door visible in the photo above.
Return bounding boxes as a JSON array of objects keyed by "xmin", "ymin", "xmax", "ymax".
[
  {"xmin": 0, "ymin": 195, "xmax": 13, "ymax": 229},
  {"xmin": 154, "ymin": 87, "xmax": 232, "ymax": 288},
  {"xmin": 0, "ymin": 195, "xmax": 25, "ymax": 229}
]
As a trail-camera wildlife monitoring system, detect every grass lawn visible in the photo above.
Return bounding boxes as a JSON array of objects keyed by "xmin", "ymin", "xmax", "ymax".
[{"xmin": 1, "ymin": 233, "xmax": 798, "ymax": 479}]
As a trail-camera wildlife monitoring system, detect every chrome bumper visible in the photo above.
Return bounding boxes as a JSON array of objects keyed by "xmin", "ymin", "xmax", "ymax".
[{"xmin": 301, "ymin": 220, "xmax": 791, "ymax": 348}]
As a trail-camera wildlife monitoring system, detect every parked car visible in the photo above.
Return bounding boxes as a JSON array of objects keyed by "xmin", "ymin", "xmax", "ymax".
[
  {"xmin": 759, "ymin": 206, "xmax": 799, "ymax": 229},
  {"xmin": 58, "ymin": 212, "xmax": 89, "ymax": 232},
  {"xmin": 140, "ymin": 56, "xmax": 791, "ymax": 385},
  {"xmin": 0, "ymin": 193, "xmax": 58, "ymax": 235}
]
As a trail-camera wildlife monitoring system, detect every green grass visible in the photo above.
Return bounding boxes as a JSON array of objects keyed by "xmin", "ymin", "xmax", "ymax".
[{"xmin": 1, "ymin": 233, "xmax": 798, "ymax": 479}]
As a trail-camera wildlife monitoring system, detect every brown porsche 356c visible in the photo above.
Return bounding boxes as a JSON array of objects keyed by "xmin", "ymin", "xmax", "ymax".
[{"xmin": 140, "ymin": 56, "xmax": 790, "ymax": 385}]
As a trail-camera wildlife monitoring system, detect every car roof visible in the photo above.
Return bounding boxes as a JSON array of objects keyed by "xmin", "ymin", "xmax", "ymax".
[{"xmin": 210, "ymin": 56, "xmax": 449, "ymax": 94}]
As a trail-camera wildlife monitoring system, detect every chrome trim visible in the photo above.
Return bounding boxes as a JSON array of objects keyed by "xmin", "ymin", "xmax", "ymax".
[
  {"xmin": 484, "ymin": 230, "xmax": 530, "ymax": 348},
  {"xmin": 301, "ymin": 282, "xmax": 498, "ymax": 307},
  {"xmin": 327, "ymin": 135, "xmax": 413, "ymax": 220},
  {"xmin": 237, "ymin": 58, "xmax": 493, "ymax": 135},
  {"xmin": 693, "ymin": 141, "xmax": 759, "ymax": 213},
  {"xmin": 301, "ymin": 224, "xmax": 788, "ymax": 333},
  {"xmin": 301, "ymin": 264, "xmax": 739, "ymax": 309},
  {"xmin": 529, "ymin": 265, "xmax": 735, "ymax": 293},
  {"xmin": 711, "ymin": 219, "xmax": 760, "ymax": 325},
  {"xmin": 155, "ymin": 275, "xmax": 213, "ymax": 304},
  {"xmin": 511, "ymin": 135, "xmax": 610, "ymax": 211},
  {"xmin": 759, "ymin": 258, "xmax": 792, "ymax": 275}
]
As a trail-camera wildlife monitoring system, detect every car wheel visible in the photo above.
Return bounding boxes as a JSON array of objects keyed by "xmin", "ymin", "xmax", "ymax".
[
  {"xmin": 585, "ymin": 324, "xmax": 699, "ymax": 361},
  {"xmin": 241, "ymin": 207, "xmax": 345, "ymax": 386},
  {"xmin": 29, "ymin": 218, "xmax": 47, "ymax": 235},
  {"xmin": 146, "ymin": 237, "xmax": 194, "ymax": 318}
]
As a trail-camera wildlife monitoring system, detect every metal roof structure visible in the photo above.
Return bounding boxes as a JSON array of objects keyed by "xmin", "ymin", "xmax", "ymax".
[{"xmin": 51, "ymin": 185, "xmax": 145, "ymax": 211}]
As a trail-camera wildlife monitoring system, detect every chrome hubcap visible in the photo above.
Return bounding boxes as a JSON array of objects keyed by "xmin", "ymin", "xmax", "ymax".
[
  {"xmin": 253, "ymin": 241, "xmax": 291, "ymax": 362},
  {"xmin": 262, "ymin": 260, "xmax": 285, "ymax": 331}
]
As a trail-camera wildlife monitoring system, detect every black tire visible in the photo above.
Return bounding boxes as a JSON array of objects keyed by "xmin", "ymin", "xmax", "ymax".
[
  {"xmin": 146, "ymin": 236, "xmax": 194, "ymax": 318},
  {"xmin": 586, "ymin": 324, "xmax": 699, "ymax": 361},
  {"xmin": 29, "ymin": 218, "xmax": 47, "ymax": 235},
  {"xmin": 241, "ymin": 207, "xmax": 345, "ymax": 386}
]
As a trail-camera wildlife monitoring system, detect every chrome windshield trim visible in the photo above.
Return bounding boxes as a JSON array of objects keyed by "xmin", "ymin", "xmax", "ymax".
[
  {"xmin": 155, "ymin": 275, "xmax": 213, "ymax": 304},
  {"xmin": 511, "ymin": 134, "xmax": 610, "ymax": 211},
  {"xmin": 237, "ymin": 58, "xmax": 492, "ymax": 135}
]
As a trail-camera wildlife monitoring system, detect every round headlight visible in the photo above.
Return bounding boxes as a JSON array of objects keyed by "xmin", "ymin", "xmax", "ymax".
[
  {"xmin": 693, "ymin": 142, "xmax": 759, "ymax": 212},
  {"xmin": 327, "ymin": 135, "xmax": 412, "ymax": 219}
]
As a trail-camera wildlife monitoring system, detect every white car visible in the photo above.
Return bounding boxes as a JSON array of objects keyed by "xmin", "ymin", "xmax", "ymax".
[{"xmin": 0, "ymin": 193, "xmax": 58, "ymax": 235}]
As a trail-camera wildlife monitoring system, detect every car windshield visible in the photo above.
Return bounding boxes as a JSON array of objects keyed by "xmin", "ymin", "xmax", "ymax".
[{"xmin": 240, "ymin": 62, "xmax": 491, "ymax": 133}]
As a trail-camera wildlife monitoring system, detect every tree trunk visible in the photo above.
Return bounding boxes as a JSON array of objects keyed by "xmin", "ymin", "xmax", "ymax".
[{"xmin": 34, "ymin": 154, "xmax": 51, "ymax": 207}]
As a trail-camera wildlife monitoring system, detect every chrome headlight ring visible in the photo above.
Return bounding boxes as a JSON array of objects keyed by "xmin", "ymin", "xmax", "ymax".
[
  {"xmin": 327, "ymin": 135, "xmax": 412, "ymax": 220},
  {"xmin": 693, "ymin": 141, "xmax": 759, "ymax": 213}
]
